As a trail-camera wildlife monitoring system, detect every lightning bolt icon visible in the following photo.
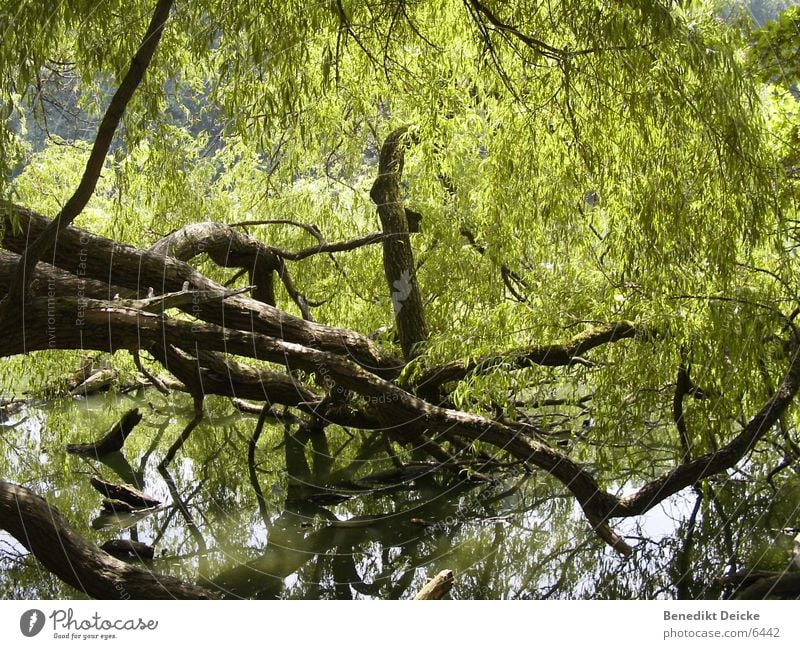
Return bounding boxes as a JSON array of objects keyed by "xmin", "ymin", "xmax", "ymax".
[{"xmin": 28, "ymin": 611, "xmax": 38, "ymax": 633}]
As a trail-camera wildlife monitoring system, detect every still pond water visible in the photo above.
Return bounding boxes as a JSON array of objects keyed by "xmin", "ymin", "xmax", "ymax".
[{"xmin": 1, "ymin": 389, "xmax": 797, "ymax": 599}]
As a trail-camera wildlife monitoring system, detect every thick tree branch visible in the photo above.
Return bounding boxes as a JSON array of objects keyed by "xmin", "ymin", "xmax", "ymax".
[
  {"xmin": 0, "ymin": 203, "xmax": 400, "ymax": 375},
  {"xmin": 150, "ymin": 222, "xmax": 281, "ymax": 305},
  {"xmin": 5, "ymin": 268, "xmax": 800, "ymax": 554},
  {"xmin": 370, "ymin": 127, "xmax": 428, "ymax": 360},
  {"xmin": 1, "ymin": 0, "xmax": 174, "ymax": 315},
  {"xmin": 417, "ymin": 321, "xmax": 640, "ymax": 389},
  {"xmin": 0, "ymin": 481, "xmax": 213, "ymax": 599},
  {"xmin": 150, "ymin": 222, "xmax": 317, "ymax": 319},
  {"xmin": 613, "ymin": 344, "xmax": 800, "ymax": 517},
  {"xmin": 147, "ymin": 343, "xmax": 319, "ymax": 408}
]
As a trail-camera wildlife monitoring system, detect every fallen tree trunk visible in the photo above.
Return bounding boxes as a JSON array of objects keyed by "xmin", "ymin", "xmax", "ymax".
[
  {"xmin": 0, "ymin": 202, "xmax": 400, "ymax": 376},
  {"xmin": 6, "ymin": 288, "xmax": 800, "ymax": 553},
  {"xmin": 0, "ymin": 481, "xmax": 213, "ymax": 599},
  {"xmin": 65, "ymin": 408, "xmax": 143, "ymax": 457}
]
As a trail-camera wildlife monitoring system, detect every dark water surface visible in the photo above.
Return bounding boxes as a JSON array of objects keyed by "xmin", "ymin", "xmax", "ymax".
[{"xmin": 1, "ymin": 390, "xmax": 797, "ymax": 599}]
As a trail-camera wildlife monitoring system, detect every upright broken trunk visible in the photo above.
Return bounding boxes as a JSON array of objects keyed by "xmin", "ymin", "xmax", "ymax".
[{"xmin": 370, "ymin": 127, "xmax": 428, "ymax": 360}]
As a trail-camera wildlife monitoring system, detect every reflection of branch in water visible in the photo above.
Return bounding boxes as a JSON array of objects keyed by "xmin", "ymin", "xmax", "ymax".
[
  {"xmin": 211, "ymin": 479, "xmax": 480, "ymax": 598},
  {"xmin": 99, "ymin": 420, "xmax": 166, "ymax": 545},
  {"xmin": 0, "ymin": 415, "xmax": 39, "ymax": 474},
  {"xmin": 387, "ymin": 548, "xmax": 421, "ymax": 599},
  {"xmin": 285, "ymin": 425, "xmax": 313, "ymax": 487},
  {"xmin": 137, "ymin": 418, "xmax": 169, "ymax": 478},
  {"xmin": 159, "ymin": 395, "xmax": 204, "ymax": 469},
  {"xmin": 89, "ymin": 504, "xmax": 161, "ymax": 531},
  {"xmin": 248, "ymin": 403, "xmax": 274, "ymax": 526},
  {"xmin": 0, "ymin": 414, "xmax": 28, "ymax": 431},
  {"xmin": 0, "ymin": 480, "xmax": 213, "ymax": 599},
  {"xmin": 673, "ymin": 489, "xmax": 703, "ymax": 600},
  {"xmin": 536, "ymin": 538, "xmax": 593, "ymax": 599},
  {"xmin": 151, "ymin": 478, "xmax": 205, "ymax": 546},
  {"xmin": 325, "ymin": 433, "xmax": 385, "ymax": 484},
  {"xmin": 157, "ymin": 464, "xmax": 209, "ymax": 578},
  {"xmin": 310, "ymin": 427, "xmax": 333, "ymax": 479},
  {"xmin": 708, "ymin": 485, "xmax": 737, "ymax": 600},
  {"xmin": 96, "ymin": 451, "xmax": 141, "ymax": 489},
  {"xmin": 306, "ymin": 539, "xmax": 387, "ymax": 598},
  {"xmin": 330, "ymin": 551, "xmax": 357, "ymax": 599},
  {"xmin": 476, "ymin": 523, "xmax": 507, "ymax": 590},
  {"xmin": 65, "ymin": 408, "xmax": 142, "ymax": 457}
]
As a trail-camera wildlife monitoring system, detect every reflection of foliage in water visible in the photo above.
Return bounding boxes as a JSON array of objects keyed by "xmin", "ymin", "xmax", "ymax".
[{"xmin": 1, "ymin": 392, "xmax": 798, "ymax": 599}]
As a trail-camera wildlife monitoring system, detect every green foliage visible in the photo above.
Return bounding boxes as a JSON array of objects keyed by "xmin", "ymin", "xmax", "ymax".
[
  {"xmin": 750, "ymin": 5, "xmax": 800, "ymax": 86},
  {"xmin": 1, "ymin": 2, "xmax": 800, "ymax": 598},
  {"xmin": 1, "ymin": 0, "xmax": 797, "ymax": 445}
]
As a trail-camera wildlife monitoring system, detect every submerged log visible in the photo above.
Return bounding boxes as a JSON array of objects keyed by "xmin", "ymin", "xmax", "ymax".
[
  {"xmin": 414, "ymin": 569, "xmax": 454, "ymax": 600},
  {"xmin": 65, "ymin": 408, "xmax": 142, "ymax": 457},
  {"xmin": 91, "ymin": 506, "xmax": 161, "ymax": 531},
  {"xmin": 101, "ymin": 498, "xmax": 135, "ymax": 513},
  {"xmin": 0, "ymin": 480, "xmax": 213, "ymax": 599},
  {"xmin": 90, "ymin": 476, "xmax": 161, "ymax": 508},
  {"xmin": 100, "ymin": 539, "xmax": 156, "ymax": 560},
  {"xmin": 69, "ymin": 368, "xmax": 116, "ymax": 397}
]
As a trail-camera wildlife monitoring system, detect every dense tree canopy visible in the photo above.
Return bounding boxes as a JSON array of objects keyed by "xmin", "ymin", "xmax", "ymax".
[{"xmin": 0, "ymin": 0, "xmax": 799, "ymax": 599}]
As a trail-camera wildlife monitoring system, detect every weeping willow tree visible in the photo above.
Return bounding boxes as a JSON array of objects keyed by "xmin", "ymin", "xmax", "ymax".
[{"xmin": 0, "ymin": 0, "xmax": 799, "ymax": 597}]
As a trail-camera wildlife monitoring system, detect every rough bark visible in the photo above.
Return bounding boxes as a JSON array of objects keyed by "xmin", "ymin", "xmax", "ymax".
[
  {"xmin": 0, "ymin": 202, "xmax": 400, "ymax": 375},
  {"xmin": 370, "ymin": 127, "xmax": 428, "ymax": 359},
  {"xmin": 5, "ymin": 286, "xmax": 799, "ymax": 552},
  {"xmin": 0, "ymin": 481, "xmax": 213, "ymax": 599},
  {"xmin": 417, "ymin": 321, "xmax": 640, "ymax": 389},
  {"xmin": 150, "ymin": 222, "xmax": 283, "ymax": 309}
]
